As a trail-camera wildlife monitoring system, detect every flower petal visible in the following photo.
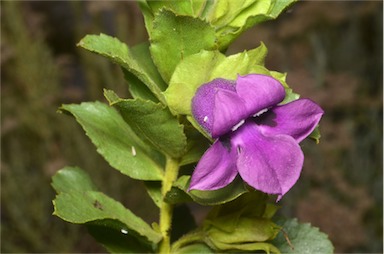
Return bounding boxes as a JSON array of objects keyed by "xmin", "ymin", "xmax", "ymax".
[
  {"xmin": 236, "ymin": 74, "xmax": 285, "ymax": 115},
  {"xmin": 231, "ymin": 122, "xmax": 304, "ymax": 200},
  {"xmin": 192, "ymin": 79, "xmax": 235, "ymax": 135},
  {"xmin": 211, "ymin": 89, "xmax": 248, "ymax": 138},
  {"xmin": 256, "ymin": 99, "xmax": 324, "ymax": 143},
  {"xmin": 189, "ymin": 139, "xmax": 238, "ymax": 191},
  {"xmin": 192, "ymin": 78, "xmax": 247, "ymax": 138}
]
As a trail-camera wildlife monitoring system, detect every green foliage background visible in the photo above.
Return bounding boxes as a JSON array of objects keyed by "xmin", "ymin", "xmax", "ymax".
[{"xmin": 1, "ymin": 1, "xmax": 382, "ymax": 253}]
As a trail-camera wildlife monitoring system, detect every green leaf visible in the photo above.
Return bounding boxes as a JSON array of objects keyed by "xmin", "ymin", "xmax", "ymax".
[
  {"xmin": 171, "ymin": 175, "xmax": 248, "ymax": 205},
  {"xmin": 206, "ymin": 217, "xmax": 279, "ymax": 244},
  {"xmin": 176, "ymin": 243, "xmax": 214, "ymax": 254},
  {"xmin": 121, "ymin": 42, "xmax": 168, "ymax": 101},
  {"xmin": 164, "ymin": 44, "xmax": 270, "ymax": 116},
  {"xmin": 51, "ymin": 166, "xmax": 97, "ymax": 193},
  {"xmin": 207, "ymin": 0, "xmax": 265, "ymax": 28},
  {"xmin": 144, "ymin": 181, "xmax": 162, "ymax": 208},
  {"xmin": 272, "ymin": 218, "xmax": 334, "ymax": 254},
  {"xmin": 164, "ymin": 185, "xmax": 193, "ymax": 205},
  {"xmin": 208, "ymin": 241, "xmax": 280, "ymax": 253},
  {"xmin": 164, "ymin": 50, "xmax": 224, "ymax": 116},
  {"xmin": 78, "ymin": 34, "xmax": 166, "ymax": 104},
  {"xmin": 87, "ymin": 219, "xmax": 155, "ymax": 253},
  {"xmin": 309, "ymin": 126, "xmax": 321, "ymax": 144},
  {"xmin": 270, "ymin": 71, "xmax": 300, "ymax": 104},
  {"xmin": 146, "ymin": 0, "xmax": 207, "ymax": 17},
  {"xmin": 139, "ymin": 0, "xmax": 213, "ymax": 35},
  {"xmin": 137, "ymin": 0, "xmax": 155, "ymax": 39},
  {"xmin": 53, "ymin": 191, "xmax": 162, "ymax": 248},
  {"xmin": 180, "ymin": 124, "xmax": 210, "ymax": 166},
  {"xmin": 149, "ymin": 9, "xmax": 217, "ymax": 82},
  {"xmin": 104, "ymin": 90, "xmax": 187, "ymax": 158},
  {"xmin": 210, "ymin": 43, "xmax": 269, "ymax": 78},
  {"xmin": 59, "ymin": 102, "xmax": 163, "ymax": 181},
  {"xmin": 207, "ymin": 0, "xmax": 297, "ymax": 50},
  {"xmin": 269, "ymin": 0, "xmax": 297, "ymax": 17},
  {"xmin": 219, "ymin": 0, "xmax": 272, "ymax": 27},
  {"xmin": 201, "ymin": 192, "xmax": 281, "ymax": 253},
  {"xmin": 206, "ymin": 191, "xmax": 268, "ymax": 225},
  {"xmin": 123, "ymin": 69, "xmax": 159, "ymax": 102},
  {"xmin": 51, "ymin": 167, "xmax": 162, "ymax": 251}
]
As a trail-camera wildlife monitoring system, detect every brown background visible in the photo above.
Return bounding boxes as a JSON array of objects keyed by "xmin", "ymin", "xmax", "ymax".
[{"xmin": 1, "ymin": 1, "xmax": 382, "ymax": 253}]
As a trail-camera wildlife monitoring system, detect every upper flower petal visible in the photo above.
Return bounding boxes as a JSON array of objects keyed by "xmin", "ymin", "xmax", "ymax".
[
  {"xmin": 236, "ymin": 74, "xmax": 285, "ymax": 116},
  {"xmin": 255, "ymin": 99, "xmax": 324, "ymax": 143},
  {"xmin": 210, "ymin": 89, "xmax": 248, "ymax": 137},
  {"xmin": 192, "ymin": 78, "xmax": 247, "ymax": 138},
  {"xmin": 189, "ymin": 139, "xmax": 238, "ymax": 191},
  {"xmin": 231, "ymin": 122, "xmax": 304, "ymax": 201}
]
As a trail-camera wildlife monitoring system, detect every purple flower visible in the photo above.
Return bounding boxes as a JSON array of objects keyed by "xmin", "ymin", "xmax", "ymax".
[{"xmin": 189, "ymin": 74, "xmax": 324, "ymax": 201}]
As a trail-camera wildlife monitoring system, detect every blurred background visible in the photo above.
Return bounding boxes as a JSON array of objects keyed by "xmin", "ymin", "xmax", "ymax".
[{"xmin": 1, "ymin": 1, "xmax": 382, "ymax": 253}]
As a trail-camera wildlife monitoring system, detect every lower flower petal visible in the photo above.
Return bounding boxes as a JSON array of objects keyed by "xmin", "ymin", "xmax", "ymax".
[
  {"xmin": 232, "ymin": 122, "xmax": 304, "ymax": 200},
  {"xmin": 189, "ymin": 139, "xmax": 238, "ymax": 191}
]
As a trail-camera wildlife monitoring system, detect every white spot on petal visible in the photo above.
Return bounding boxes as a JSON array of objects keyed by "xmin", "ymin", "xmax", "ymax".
[
  {"xmin": 231, "ymin": 119, "xmax": 245, "ymax": 131},
  {"xmin": 121, "ymin": 229, "xmax": 128, "ymax": 234},
  {"xmin": 131, "ymin": 146, "xmax": 136, "ymax": 157},
  {"xmin": 203, "ymin": 116, "xmax": 208, "ymax": 123}
]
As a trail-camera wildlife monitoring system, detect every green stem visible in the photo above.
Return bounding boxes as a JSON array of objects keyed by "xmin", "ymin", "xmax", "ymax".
[{"xmin": 159, "ymin": 156, "xmax": 179, "ymax": 254}]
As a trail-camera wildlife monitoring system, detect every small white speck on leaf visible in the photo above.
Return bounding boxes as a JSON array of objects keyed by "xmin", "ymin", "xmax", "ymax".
[
  {"xmin": 121, "ymin": 229, "xmax": 128, "ymax": 234},
  {"xmin": 131, "ymin": 146, "xmax": 136, "ymax": 156}
]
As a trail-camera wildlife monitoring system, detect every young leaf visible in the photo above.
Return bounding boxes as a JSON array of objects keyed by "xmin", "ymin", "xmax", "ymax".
[
  {"xmin": 164, "ymin": 50, "xmax": 225, "ymax": 116},
  {"xmin": 78, "ymin": 34, "xmax": 166, "ymax": 104},
  {"xmin": 149, "ymin": 9, "xmax": 217, "ymax": 82},
  {"xmin": 206, "ymin": 0, "xmax": 262, "ymax": 28},
  {"xmin": 176, "ymin": 243, "xmax": 214, "ymax": 254},
  {"xmin": 164, "ymin": 44, "xmax": 270, "ymax": 116},
  {"xmin": 104, "ymin": 90, "xmax": 187, "ymax": 158},
  {"xmin": 207, "ymin": 241, "xmax": 280, "ymax": 253},
  {"xmin": 59, "ymin": 102, "xmax": 164, "ymax": 181},
  {"xmin": 210, "ymin": 42, "xmax": 269, "ymax": 78},
  {"xmin": 202, "ymin": 191, "xmax": 281, "ymax": 253},
  {"xmin": 272, "ymin": 218, "xmax": 334, "ymax": 254},
  {"xmin": 208, "ymin": 0, "xmax": 297, "ymax": 50},
  {"xmin": 204, "ymin": 218, "xmax": 280, "ymax": 252}
]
